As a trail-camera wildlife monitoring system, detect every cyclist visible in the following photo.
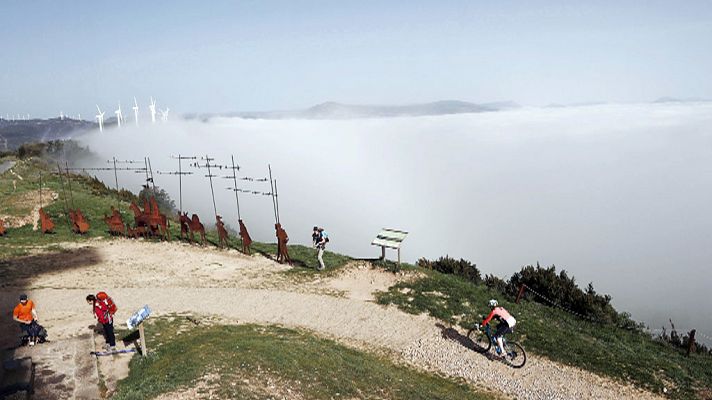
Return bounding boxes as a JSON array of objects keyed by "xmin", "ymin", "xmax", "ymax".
[{"xmin": 481, "ymin": 299, "xmax": 516, "ymax": 356}]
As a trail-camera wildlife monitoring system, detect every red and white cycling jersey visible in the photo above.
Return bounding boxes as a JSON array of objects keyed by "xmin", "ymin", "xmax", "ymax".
[{"xmin": 482, "ymin": 306, "xmax": 516, "ymax": 327}]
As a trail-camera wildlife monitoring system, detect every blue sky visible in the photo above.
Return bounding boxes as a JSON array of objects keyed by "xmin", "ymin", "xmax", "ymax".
[{"xmin": 1, "ymin": 1, "xmax": 711, "ymax": 117}]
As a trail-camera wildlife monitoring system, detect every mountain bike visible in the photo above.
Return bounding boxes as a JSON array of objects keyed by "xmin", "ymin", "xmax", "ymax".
[{"xmin": 467, "ymin": 323, "xmax": 526, "ymax": 368}]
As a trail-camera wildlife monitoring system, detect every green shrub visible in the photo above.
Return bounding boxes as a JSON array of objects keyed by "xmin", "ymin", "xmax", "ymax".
[
  {"xmin": 138, "ymin": 186, "xmax": 177, "ymax": 215},
  {"xmin": 507, "ymin": 264, "xmax": 622, "ymax": 324},
  {"xmin": 417, "ymin": 255, "xmax": 481, "ymax": 284},
  {"xmin": 17, "ymin": 142, "xmax": 46, "ymax": 158},
  {"xmin": 483, "ymin": 273, "xmax": 508, "ymax": 293}
]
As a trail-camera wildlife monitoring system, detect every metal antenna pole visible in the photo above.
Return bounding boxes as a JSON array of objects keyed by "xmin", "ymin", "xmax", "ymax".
[
  {"xmin": 147, "ymin": 157, "xmax": 157, "ymax": 195},
  {"xmin": 143, "ymin": 157, "xmax": 151, "ymax": 195},
  {"xmin": 268, "ymin": 164, "xmax": 277, "ymax": 224},
  {"xmin": 231, "ymin": 155, "xmax": 241, "ymax": 221},
  {"xmin": 165, "ymin": 155, "xmax": 196, "ymax": 215},
  {"xmin": 274, "ymin": 179, "xmax": 280, "ymax": 225},
  {"xmin": 64, "ymin": 161, "xmax": 75, "ymax": 209},
  {"xmin": 113, "ymin": 157, "xmax": 120, "ymax": 209},
  {"xmin": 178, "ymin": 154, "xmax": 182, "ymax": 213},
  {"xmin": 56, "ymin": 163, "xmax": 72, "ymax": 230},
  {"xmin": 38, "ymin": 170, "xmax": 42, "ymax": 209},
  {"xmin": 204, "ymin": 155, "xmax": 218, "ymax": 219}
]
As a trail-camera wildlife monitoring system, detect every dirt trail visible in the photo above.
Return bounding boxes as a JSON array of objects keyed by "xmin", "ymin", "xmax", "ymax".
[{"xmin": 1, "ymin": 240, "xmax": 663, "ymax": 400}]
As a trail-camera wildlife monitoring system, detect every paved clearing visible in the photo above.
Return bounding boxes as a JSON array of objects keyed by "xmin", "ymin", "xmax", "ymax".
[{"xmin": 0, "ymin": 239, "xmax": 663, "ymax": 400}]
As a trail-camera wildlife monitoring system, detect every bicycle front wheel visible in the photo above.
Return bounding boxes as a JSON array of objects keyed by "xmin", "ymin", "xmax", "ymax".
[
  {"xmin": 503, "ymin": 341, "xmax": 526, "ymax": 368},
  {"xmin": 466, "ymin": 328, "xmax": 491, "ymax": 353}
]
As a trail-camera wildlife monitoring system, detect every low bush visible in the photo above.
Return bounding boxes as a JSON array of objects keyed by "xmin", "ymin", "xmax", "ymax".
[{"xmin": 416, "ymin": 255, "xmax": 481, "ymax": 284}]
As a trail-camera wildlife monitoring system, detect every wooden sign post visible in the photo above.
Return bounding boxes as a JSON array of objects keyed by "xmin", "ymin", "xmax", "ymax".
[
  {"xmin": 138, "ymin": 324, "xmax": 148, "ymax": 356},
  {"xmin": 127, "ymin": 305, "xmax": 152, "ymax": 356},
  {"xmin": 371, "ymin": 228, "xmax": 408, "ymax": 265}
]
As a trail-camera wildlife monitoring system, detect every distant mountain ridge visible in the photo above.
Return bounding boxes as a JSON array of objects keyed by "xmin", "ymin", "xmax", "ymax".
[{"xmin": 187, "ymin": 100, "xmax": 520, "ymax": 120}]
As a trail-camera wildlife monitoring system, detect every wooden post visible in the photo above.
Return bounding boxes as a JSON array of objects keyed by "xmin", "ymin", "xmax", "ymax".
[
  {"xmin": 687, "ymin": 329, "xmax": 696, "ymax": 356},
  {"xmin": 515, "ymin": 284, "xmax": 526, "ymax": 304},
  {"xmin": 138, "ymin": 324, "xmax": 148, "ymax": 356},
  {"xmin": 397, "ymin": 248, "xmax": 401, "ymax": 265},
  {"xmin": 381, "ymin": 246, "xmax": 385, "ymax": 261}
]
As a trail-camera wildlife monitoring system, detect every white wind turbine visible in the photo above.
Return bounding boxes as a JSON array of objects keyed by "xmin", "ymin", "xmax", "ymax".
[
  {"xmin": 160, "ymin": 107, "xmax": 169, "ymax": 122},
  {"xmin": 95, "ymin": 105, "xmax": 105, "ymax": 132},
  {"xmin": 115, "ymin": 102, "xmax": 124, "ymax": 128},
  {"xmin": 132, "ymin": 97, "xmax": 139, "ymax": 126},
  {"xmin": 148, "ymin": 97, "xmax": 157, "ymax": 123}
]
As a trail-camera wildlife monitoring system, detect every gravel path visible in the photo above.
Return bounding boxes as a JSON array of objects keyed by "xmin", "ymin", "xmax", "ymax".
[{"xmin": 1, "ymin": 240, "xmax": 664, "ymax": 400}]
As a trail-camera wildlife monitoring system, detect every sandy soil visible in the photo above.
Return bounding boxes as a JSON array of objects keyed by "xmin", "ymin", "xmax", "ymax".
[
  {"xmin": 0, "ymin": 239, "xmax": 664, "ymax": 400},
  {"xmin": 0, "ymin": 189, "xmax": 57, "ymax": 229}
]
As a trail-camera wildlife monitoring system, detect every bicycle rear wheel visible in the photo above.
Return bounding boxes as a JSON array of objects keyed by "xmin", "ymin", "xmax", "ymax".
[
  {"xmin": 466, "ymin": 327, "xmax": 491, "ymax": 353},
  {"xmin": 503, "ymin": 341, "xmax": 526, "ymax": 368}
]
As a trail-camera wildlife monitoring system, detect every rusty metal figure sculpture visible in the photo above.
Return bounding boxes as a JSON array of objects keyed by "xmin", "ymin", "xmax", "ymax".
[
  {"xmin": 149, "ymin": 196, "xmax": 170, "ymax": 240},
  {"xmin": 38, "ymin": 208, "xmax": 55, "ymax": 234},
  {"xmin": 126, "ymin": 225, "xmax": 148, "ymax": 239},
  {"xmin": 275, "ymin": 223, "xmax": 292, "ymax": 265},
  {"xmin": 216, "ymin": 215, "xmax": 229, "ymax": 248},
  {"xmin": 178, "ymin": 212, "xmax": 190, "ymax": 240},
  {"xmin": 103, "ymin": 206, "xmax": 126, "ymax": 236},
  {"xmin": 238, "ymin": 219, "xmax": 252, "ymax": 254},
  {"xmin": 129, "ymin": 196, "xmax": 169, "ymax": 240},
  {"xmin": 179, "ymin": 212, "xmax": 206, "ymax": 245},
  {"xmin": 37, "ymin": 171, "xmax": 54, "ymax": 234},
  {"xmin": 69, "ymin": 209, "xmax": 90, "ymax": 234}
]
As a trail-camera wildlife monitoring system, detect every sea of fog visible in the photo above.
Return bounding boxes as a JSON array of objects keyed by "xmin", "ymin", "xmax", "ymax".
[{"xmin": 77, "ymin": 102, "xmax": 712, "ymax": 343}]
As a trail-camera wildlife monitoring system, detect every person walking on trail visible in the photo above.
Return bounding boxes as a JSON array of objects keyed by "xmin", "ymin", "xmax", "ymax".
[
  {"xmin": 315, "ymin": 227, "xmax": 329, "ymax": 271},
  {"xmin": 13, "ymin": 294, "xmax": 40, "ymax": 346},
  {"xmin": 480, "ymin": 299, "xmax": 516, "ymax": 357},
  {"xmin": 312, "ymin": 226, "xmax": 320, "ymax": 247},
  {"xmin": 86, "ymin": 293, "xmax": 116, "ymax": 351}
]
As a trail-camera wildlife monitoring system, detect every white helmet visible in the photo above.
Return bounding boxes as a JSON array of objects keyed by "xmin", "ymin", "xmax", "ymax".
[{"xmin": 488, "ymin": 299, "xmax": 498, "ymax": 308}]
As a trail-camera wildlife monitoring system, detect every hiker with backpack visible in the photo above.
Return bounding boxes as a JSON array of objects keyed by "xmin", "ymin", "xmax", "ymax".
[
  {"xmin": 315, "ymin": 227, "xmax": 329, "ymax": 271},
  {"xmin": 86, "ymin": 292, "xmax": 117, "ymax": 351}
]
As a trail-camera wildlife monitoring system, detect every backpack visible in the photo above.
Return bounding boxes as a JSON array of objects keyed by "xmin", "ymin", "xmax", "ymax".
[
  {"xmin": 321, "ymin": 231, "xmax": 329, "ymax": 243},
  {"xmin": 96, "ymin": 291, "xmax": 117, "ymax": 315}
]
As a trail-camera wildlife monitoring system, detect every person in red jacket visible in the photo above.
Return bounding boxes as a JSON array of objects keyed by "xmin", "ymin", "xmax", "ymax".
[
  {"xmin": 86, "ymin": 294, "xmax": 116, "ymax": 350},
  {"xmin": 481, "ymin": 299, "xmax": 517, "ymax": 356}
]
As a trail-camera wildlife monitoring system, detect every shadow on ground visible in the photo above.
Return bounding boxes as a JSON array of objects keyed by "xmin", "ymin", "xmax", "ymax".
[
  {"xmin": 435, "ymin": 323, "xmax": 492, "ymax": 354},
  {"xmin": 0, "ymin": 246, "xmax": 101, "ymax": 350},
  {"xmin": 1, "ymin": 246, "xmax": 104, "ymax": 398}
]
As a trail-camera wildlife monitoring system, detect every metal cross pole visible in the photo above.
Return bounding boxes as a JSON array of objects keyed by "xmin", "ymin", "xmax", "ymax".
[
  {"xmin": 268, "ymin": 164, "xmax": 278, "ymax": 224},
  {"xmin": 56, "ymin": 163, "xmax": 73, "ymax": 230},
  {"xmin": 168, "ymin": 154, "xmax": 197, "ymax": 214},
  {"xmin": 274, "ymin": 179, "xmax": 280, "ymax": 225},
  {"xmin": 112, "ymin": 157, "xmax": 119, "ymax": 209},
  {"xmin": 220, "ymin": 155, "xmax": 242, "ymax": 222},
  {"xmin": 63, "ymin": 161, "xmax": 76, "ymax": 209},
  {"xmin": 38, "ymin": 170, "xmax": 43, "ymax": 209},
  {"xmin": 102, "ymin": 159, "xmax": 149, "ymax": 208},
  {"xmin": 147, "ymin": 157, "xmax": 157, "ymax": 194},
  {"xmin": 142, "ymin": 157, "xmax": 155, "ymax": 196},
  {"xmin": 194, "ymin": 155, "xmax": 220, "ymax": 220}
]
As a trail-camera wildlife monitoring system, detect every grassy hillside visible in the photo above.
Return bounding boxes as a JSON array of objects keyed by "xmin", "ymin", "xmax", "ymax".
[
  {"xmin": 4, "ymin": 151, "xmax": 711, "ymax": 399},
  {"xmin": 376, "ymin": 269, "xmax": 712, "ymax": 399},
  {"xmin": 113, "ymin": 317, "xmax": 497, "ymax": 400},
  {"xmin": 0, "ymin": 156, "xmax": 350, "ymax": 271}
]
